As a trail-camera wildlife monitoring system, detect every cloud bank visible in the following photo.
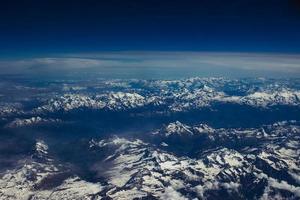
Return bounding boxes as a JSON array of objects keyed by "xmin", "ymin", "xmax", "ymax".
[{"xmin": 0, "ymin": 52, "xmax": 300, "ymax": 78}]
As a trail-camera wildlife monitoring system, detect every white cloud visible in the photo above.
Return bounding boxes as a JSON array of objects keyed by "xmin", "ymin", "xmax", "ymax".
[
  {"xmin": 289, "ymin": 172, "xmax": 300, "ymax": 184},
  {"xmin": 194, "ymin": 181, "xmax": 240, "ymax": 198},
  {"xmin": 1, "ymin": 52, "xmax": 300, "ymax": 78},
  {"xmin": 162, "ymin": 186, "xmax": 188, "ymax": 200},
  {"xmin": 257, "ymin": 172, "xmax": 300, "ymax": 199},
  {"xmin": 269, "ymin": 178, "xmax": 300, "ymax": 197},
  {"xmin": 220, "ymin": 182, "xmax": 240, "ymax": 192}
]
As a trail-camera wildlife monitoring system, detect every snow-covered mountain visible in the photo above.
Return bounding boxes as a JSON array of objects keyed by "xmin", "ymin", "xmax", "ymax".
[
  {"xmin": 34, "ymin": 94, "xmax": 106, "ymax": 112},
  {"xmin": 1, "ymin": 121, "xmax": 299, "ymax": 200},
  {"xmin": 34, "ymin": 92, "xmax": 148, "ymax": 113},
  {"xmin": 240, "ymin": 89, "xmax": 300, "ymax": 107},
  {"xmin": 5, "ymin": 117, "xmax": 61, "ymax": 128},
  {"xmin": 155, "ymin": 121, "xmax": 214, "ymax": 137},
  {"xmin": 88, "ymin": 120, "xmax": 300, "ymax": 199},
  {"xmin": 21, "ymin": 78, "xmax": 299, "ymax": 115},
  {"xmin": 0, "ymin": 140, "xmax": 104, "ymax": 200},
  {"xmin": 1, "ymin": 77, "xmax": 300, "ymax": 200}
]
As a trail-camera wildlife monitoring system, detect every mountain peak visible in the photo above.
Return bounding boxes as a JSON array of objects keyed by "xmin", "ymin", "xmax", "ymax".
[{"xmin": 165, "ymin": 121, "xmax": 193, "ymax": 137}]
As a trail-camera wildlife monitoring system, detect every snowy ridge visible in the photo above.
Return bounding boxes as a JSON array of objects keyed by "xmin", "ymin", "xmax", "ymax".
[
  {"xmin": 5, "ymin": 117, "xmax": 61, "ymax": 128},
  {"xmin": 34, "ymin": 92, "xmax": 148, "ymax": 113},
  {"xmin": 0, "ymin": 103, "xmax": 23, "ymax": 117},
  {"xmin": 1, "ymin": 121, "xmax": 300, "ymax": 199},
  {"xmin": 239, "ymin": 88, "xmax": 300, "ymax": 107},
  {"xmin": 89, "ymin": 124, "xmax": 300, "ymax": 200},
  {"xmin": 0, "ymin": 140, "xmax": 104, "ymax": 200},
  {"xmin": 96, "ymin": 92, "xmax": 146, "ymax": 110},
  {"xmin": 157, "ymin": 121, "xmax": 215, "ymax": 137},
  {"xmin": 0, "ymin": 140, "xmax": 59, "ymax": 199},
  {"xmin": 164, "ymin": 121, "xmax": 193, "ymax": 136},
  {"xmin": 35, "ymin": 94, "xmax": 106, "ymax": 112},
  {"xmin": 23, "ymin": 78, "xmax": 300, "ymax": 115},
  {"xmin": 168, "ymin": 86, "xmax": 226, "ymax": 111}
]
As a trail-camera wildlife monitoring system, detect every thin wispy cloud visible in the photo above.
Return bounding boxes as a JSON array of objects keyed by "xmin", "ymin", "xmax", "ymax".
[{"xmin": 0, "ymin": 52, "xmax": 300, "ymax": 78}]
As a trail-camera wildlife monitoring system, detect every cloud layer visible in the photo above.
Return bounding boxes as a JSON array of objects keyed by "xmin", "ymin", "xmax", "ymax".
[{"xmin": 0, "ymin": 52, "xmax": 300, "ymax": 78}]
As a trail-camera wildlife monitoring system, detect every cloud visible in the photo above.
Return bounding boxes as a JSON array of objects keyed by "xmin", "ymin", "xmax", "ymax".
[
  {"xmin": 269, "ymin": 178, "xmax": 300, "ymax": 197},
  {"xmin": 220, "ymin": 182, "xmax": 240, "ymax": 192},
  {"xmin": 0, "ymin": 52, "xmax": 300, "ymax": 78},
  {"xmin": 194, "ymin": 181, "xmax": 240, "ymax": 198},
  {"xmin": 161, "ymin": 186, "xmax": 188, "ymax": 200},
  {"xmin": 257, "ymin": 172, "xmax": 300, "ymax": 199},
  {"xmin": 289, "ymin": 172, "xmax": 300, "ymax": 184}
]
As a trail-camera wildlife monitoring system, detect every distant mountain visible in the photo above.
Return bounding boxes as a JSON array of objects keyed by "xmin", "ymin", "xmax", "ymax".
[
  {"xmin": 1, "ymin": 77, "xmax": 300, "ymax": 199},
  {"xmin": 18, "ymin": 78, "xmax": 300, "ymax": 115}
]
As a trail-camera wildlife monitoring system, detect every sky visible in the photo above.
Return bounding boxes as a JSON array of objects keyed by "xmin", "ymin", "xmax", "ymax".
[{"xmin": 0, "ymin": 0, "xmax": 300, "ymax": 78}]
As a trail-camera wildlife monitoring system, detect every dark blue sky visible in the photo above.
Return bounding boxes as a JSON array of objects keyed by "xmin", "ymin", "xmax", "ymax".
[{"xmin": 1, "ymin": 0, "xmax": 300, "ymax": 57}]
